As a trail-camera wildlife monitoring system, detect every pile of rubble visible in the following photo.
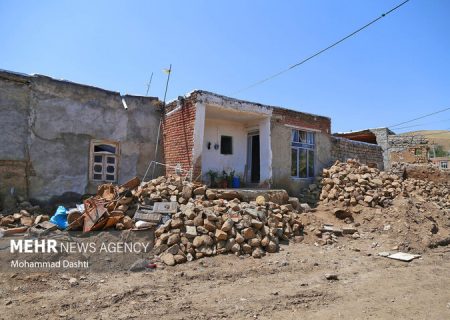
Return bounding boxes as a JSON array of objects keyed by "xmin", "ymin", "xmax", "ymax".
[
  {"xmin": 319, "ymin": 159, "xmax": 450, "ymax": 210},
  {"xmin": 0, "ymin": 201, "xmax": 50, "ymax": 236},
  {"xmin": 135, "ymin": 176, "xmax": 305, "ymax": 266}
]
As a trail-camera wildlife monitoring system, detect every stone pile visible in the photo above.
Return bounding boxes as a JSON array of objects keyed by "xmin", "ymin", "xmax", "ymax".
[
  {"xmin": 319, "ymin": 159, "xmax": 450, "ymax": 209},
  {"xmin": 134, "ymin": 177, "xmax": 305, "ymax": 266},
  {"xmin": 0, "ymin": 204, "xmax": 49, "ymax": 235}
]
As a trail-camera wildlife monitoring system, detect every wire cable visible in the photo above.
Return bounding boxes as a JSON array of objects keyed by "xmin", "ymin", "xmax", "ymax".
[
  {"xmin": 388, "ymin": 107, "xmax": 450, "ymax": 129},
  {"xmin": 392, "ymin": 118, "xmax": 450, "ymax": 131},
  {"xmin": 232, "ymin": 0, "xmax": 411, "ymax": 94}
]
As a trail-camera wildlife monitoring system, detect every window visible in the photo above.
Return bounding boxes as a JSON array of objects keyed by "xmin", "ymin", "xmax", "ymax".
[
  {"xmin": 440, "ymin": 161, "xmax": 448, "ymax": 169},
  {"xmin": 90, "ymin": 140, "xmax": 119, "ymax": 182},
  {"xmin": 291, "ymin": 129, "xmax": 315, "ymax": 178},
  {"xmin": 220, "ymin": 136, "xmax": 233, "ymax": 155}
]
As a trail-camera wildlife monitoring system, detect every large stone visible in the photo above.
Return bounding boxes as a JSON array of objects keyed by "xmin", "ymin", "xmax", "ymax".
[
  {"xmin": 221, "ymin": 219, "xmax": 234, "ymax": 232},
  {"xmin": 206, "ymin": 189, "xmax": 217, "ymax": 200},
  {"xmin": 166, "ymin": 244, "xmax": 180, "ymax": 255},
  {"xmin": 248, "ymin": 238, "xmax": 261, "ymax": 247},
  {"xmin": 185, "ymin": 225, "xmax": 197, "ymax": 238},
  {"xmin": 193, "ymin": 236, "xmax": 204, "ymax": 247},
  {"xmin": 251, "ymin": 219, "xmax": 263, "ymax": 229},
  {"xmin": 215, "ymin": 229, "xmax": 228, "ymax": 241},
  {"xmin": 193, "ymin": 214, "xmax": 204, "ymax": 226},
  {"xmin": 203, "ymin": 219, "xmax": 216, "ymax": 232},
  {"xmin": 193, "ymin": 186, "xmax": 206, "ymax": 196},
  {"xmin": 252, "ymin": 247, "xmax": 264, "ymax": 259},
  {"xmin": 201, "ymin": 235, "xmax": 214, "ymax": 246},
  {"xmin": 241, "ymin": 243, "xmax": 252, "ymax": 254},
  {"xmin": 235, "ymin": 232, "xmax": 245, "ymax": 244},
  {"xmin": 161, "ymin": 253, "xmax": 176, "ymax": 266},
  {"xmin": 181, "ymin": 185, "xmax": 193, "ymax": 199},
  {"xmin": 242, "ymin": 227, "xmax": 256, "ymax": 240},
  {"xmin": 255, "ymin": 195, "xmax": 266, "ymax": 206},
  {"xmin": 174, "ymin": 254, "xmax": 187, "ymax": 264},
  {"xmin": 167, "ymin": 234, "xmax": 180, "ymax": 246},
  {"xmin": 266, "ymin": 241, "xmax": 278, "ymax": 253},
  {"xmin": 171, "ymin": 218, "xmax": 184, "ymax": 229}
]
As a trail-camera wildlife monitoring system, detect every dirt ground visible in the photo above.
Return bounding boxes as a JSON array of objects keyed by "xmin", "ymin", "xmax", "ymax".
[{"xmin": 1, "ymin": 229, "xmax": 450, "ymax": 320}]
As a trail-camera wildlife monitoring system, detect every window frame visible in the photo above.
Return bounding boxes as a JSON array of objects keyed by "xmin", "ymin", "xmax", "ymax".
[
  {"xmin": 291, "ymin": 129, "xmax": 315, "ymax": 179},
  {"xmin": 220, "ymin": 135, "xmax": 233, "ymax": 155},
  {"xmin": 89, "ymin": 140, "xmax": 120, "ymax": 183},
  {"xmin": 440, "ymin": 161, "xmax": 448, "ymax": 169}
]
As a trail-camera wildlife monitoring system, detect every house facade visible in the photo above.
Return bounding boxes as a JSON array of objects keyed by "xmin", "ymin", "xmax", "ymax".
[
  {"xmin": 430, "ymin": 157, "xmax": 449, "ymax": 169},
  {"xmin": 0, "ymin": 70, "xmax": 386, "ymax": 208},
  {"xmin": 0, "ymin": 70, "xmax": 163, "ymax": 208},
  {"xmin": 162, "ymin": 90, "xmax": 383, "ymax": 196}
]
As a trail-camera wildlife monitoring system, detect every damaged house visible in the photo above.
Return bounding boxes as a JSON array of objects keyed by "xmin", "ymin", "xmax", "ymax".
[
  {"xmin": 0, "ymin": 70, "xmax": 163, "ymax": 209},
  {"xmin": 334, "ymin": 128, "xmax": 429, "ymax": 169},
  {"xmin": 162, "ymin": 90, "xmax": 384, "ymax": 196},
  {"xmin": 0, "ymin": 70, "xmax": 386, "ymax": 208}
]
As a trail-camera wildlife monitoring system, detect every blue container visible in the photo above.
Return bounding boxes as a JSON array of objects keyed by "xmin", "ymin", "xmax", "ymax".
[{"xmin": 232, "ymin": 176, "xmax": 240, "ymax": 188}]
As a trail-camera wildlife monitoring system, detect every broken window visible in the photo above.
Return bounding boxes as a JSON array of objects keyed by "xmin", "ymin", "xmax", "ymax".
[
  {"xmin": 90, "ymin": 140, "xmax": 119, "ymax": 182},
  {"xmin": 291, "ymin": 130, "xmax": 315, "ymax": 178},
  {"xmin": 220, "ymin": 136, "xmax": 233, "ymax": 155}
]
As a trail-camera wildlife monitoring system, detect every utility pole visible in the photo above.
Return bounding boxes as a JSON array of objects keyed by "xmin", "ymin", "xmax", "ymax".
[
  {"xmin": 151, "ymin": 64, "xmax": 172, "ymax": 179},
  {"xmin": 162, "ymin": 64, "xmax": 172, "ymax": 106},
  {"xmin": 145, "ymin": 72, "xmax": 153, "ymax": 96}
]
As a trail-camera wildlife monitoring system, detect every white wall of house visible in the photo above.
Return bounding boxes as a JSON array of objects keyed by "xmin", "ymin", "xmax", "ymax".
[
  {"xmin": 259, "ymin": 117, "xmax": 272, "ymax": 183},
  {"xmin": 202, "ymin": 118, "xmax": 248, "ymax": 177}
]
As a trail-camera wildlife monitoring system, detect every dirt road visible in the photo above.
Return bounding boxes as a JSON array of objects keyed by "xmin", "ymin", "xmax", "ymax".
[{"xmin": 1, "ymin": 236, "xmax": 449, "ymax": 320}]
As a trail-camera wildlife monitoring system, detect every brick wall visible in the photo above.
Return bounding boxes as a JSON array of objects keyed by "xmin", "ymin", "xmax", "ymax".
[
  {"xmin": 163, "ymin": 95, "xmax": 197, "ymax": 177},
  {"xmin": 272, "ymin": 107, "xmax": 331, "ymax": 134},
  {"xmin": 331, "ymin": 136, "xmax": 384, "ymax": 169}
]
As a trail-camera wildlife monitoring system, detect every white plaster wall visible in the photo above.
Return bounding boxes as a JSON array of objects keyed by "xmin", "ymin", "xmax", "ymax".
[
  {"xmin": 192, "ymin": 102, "xmax": 206, "ymax": 172},
  {"xmin": 202, "ymin": 119, "xmax": 248, "ymax": 177},
  {"xmin": 259, "ymin": 117, "xmax": 272, "ymax": 183}
]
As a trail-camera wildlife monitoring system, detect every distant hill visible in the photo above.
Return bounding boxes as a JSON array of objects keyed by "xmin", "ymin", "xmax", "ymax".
[{"xmin": 399, "ymin": 130, "xmax": 450, "ymax": 151}]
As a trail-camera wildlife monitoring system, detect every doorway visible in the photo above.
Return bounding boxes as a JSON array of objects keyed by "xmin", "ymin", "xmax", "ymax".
[{"xmin": 247, "ymin": 133, "xmax": 260, "ymax": 183}]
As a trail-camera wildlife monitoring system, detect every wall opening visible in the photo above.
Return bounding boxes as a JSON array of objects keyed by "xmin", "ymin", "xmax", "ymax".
[
  {"xmin": 247, "ymin": 133, "xmax": 260, "ymax": 183},
  {"xmin": 220, "ymin": 135, "xmax": 233, "ymax": 155},
  {"xmin": 90, "ymin": 140, "xmax": 119, "ymax": 182}
]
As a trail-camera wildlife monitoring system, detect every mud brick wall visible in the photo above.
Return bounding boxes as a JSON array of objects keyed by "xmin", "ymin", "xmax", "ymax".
[
  {"xmin": 0, "ymin": 70, "xmax": 163, "ymax": 204},
  {"xmin": 331, "ymin": 136, "xmax": 384, "ymax": 169},
  {"xmin": 163, "ymin": 95, "xmax": 197, "ymax": 177}
]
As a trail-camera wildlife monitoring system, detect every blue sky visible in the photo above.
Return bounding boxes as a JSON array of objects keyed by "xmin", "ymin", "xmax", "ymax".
[{"xmin": 1, "ymin": 0, "xmax": 449, "ymax": 133}]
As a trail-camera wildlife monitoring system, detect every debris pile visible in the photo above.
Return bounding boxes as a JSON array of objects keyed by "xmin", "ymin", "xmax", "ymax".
[
  {"xmin": 319, "ymin": 159, "xmax": 449, "ymax": 210},
  {"xmin": 138, "ymin": 177, "xmax": 305, "ymax": 265},
  {"xmin": 0, "ymin": 202, "xmax": 50, "ymax": 236}
]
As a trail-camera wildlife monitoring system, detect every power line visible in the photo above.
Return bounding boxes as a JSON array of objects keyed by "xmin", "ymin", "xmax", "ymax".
[
  {"xmin": 403, "ymin": 128, "xmax": 450, "ymax": 137},
  {"xmin": 388, "ymin": 107, "xmax": 450, "ymax": 128},
  {"xmin": 232, "ymin": 0, "xmax": 411, "ymax": 95},
  {"xmin": 393, "ymin": 118, "xmax": 450, "ymax": 131}
]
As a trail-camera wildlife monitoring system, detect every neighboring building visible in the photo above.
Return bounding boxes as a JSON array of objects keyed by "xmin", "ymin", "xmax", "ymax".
[
  {"xmin": 0, "ymin": 69, "xmax": 163, "ymax": 207},
  {"xmin": 335, "ymin": 128, "xmax": 429, "ymax": 169},
  {"xmin": 163, "ymin": 90, "xmax": 384, "ymax": 196},
  {"xmin": 430, "ymin": 157, "xmax": 449, "ymax": 169}
]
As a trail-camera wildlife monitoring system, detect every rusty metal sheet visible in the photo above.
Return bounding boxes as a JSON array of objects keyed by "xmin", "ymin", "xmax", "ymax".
[
  {"xmin": 83, "ymin": 198, "xmax": 108, "ymax": 233},
  {"xmin": 102, "ymin": 216, "xmax": 123, "ymax": 230}
]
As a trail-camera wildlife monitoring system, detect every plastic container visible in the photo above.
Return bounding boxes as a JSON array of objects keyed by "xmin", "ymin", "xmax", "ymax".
[{"xmin": 231, "ymin": 176, "xmax": 240, "ymax": 188}]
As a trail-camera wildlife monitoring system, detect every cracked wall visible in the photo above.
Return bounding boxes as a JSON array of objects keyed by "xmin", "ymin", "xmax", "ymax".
[{"xmin": 0, "ymin": 71, "xmax": 163, "ymax": 206}]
